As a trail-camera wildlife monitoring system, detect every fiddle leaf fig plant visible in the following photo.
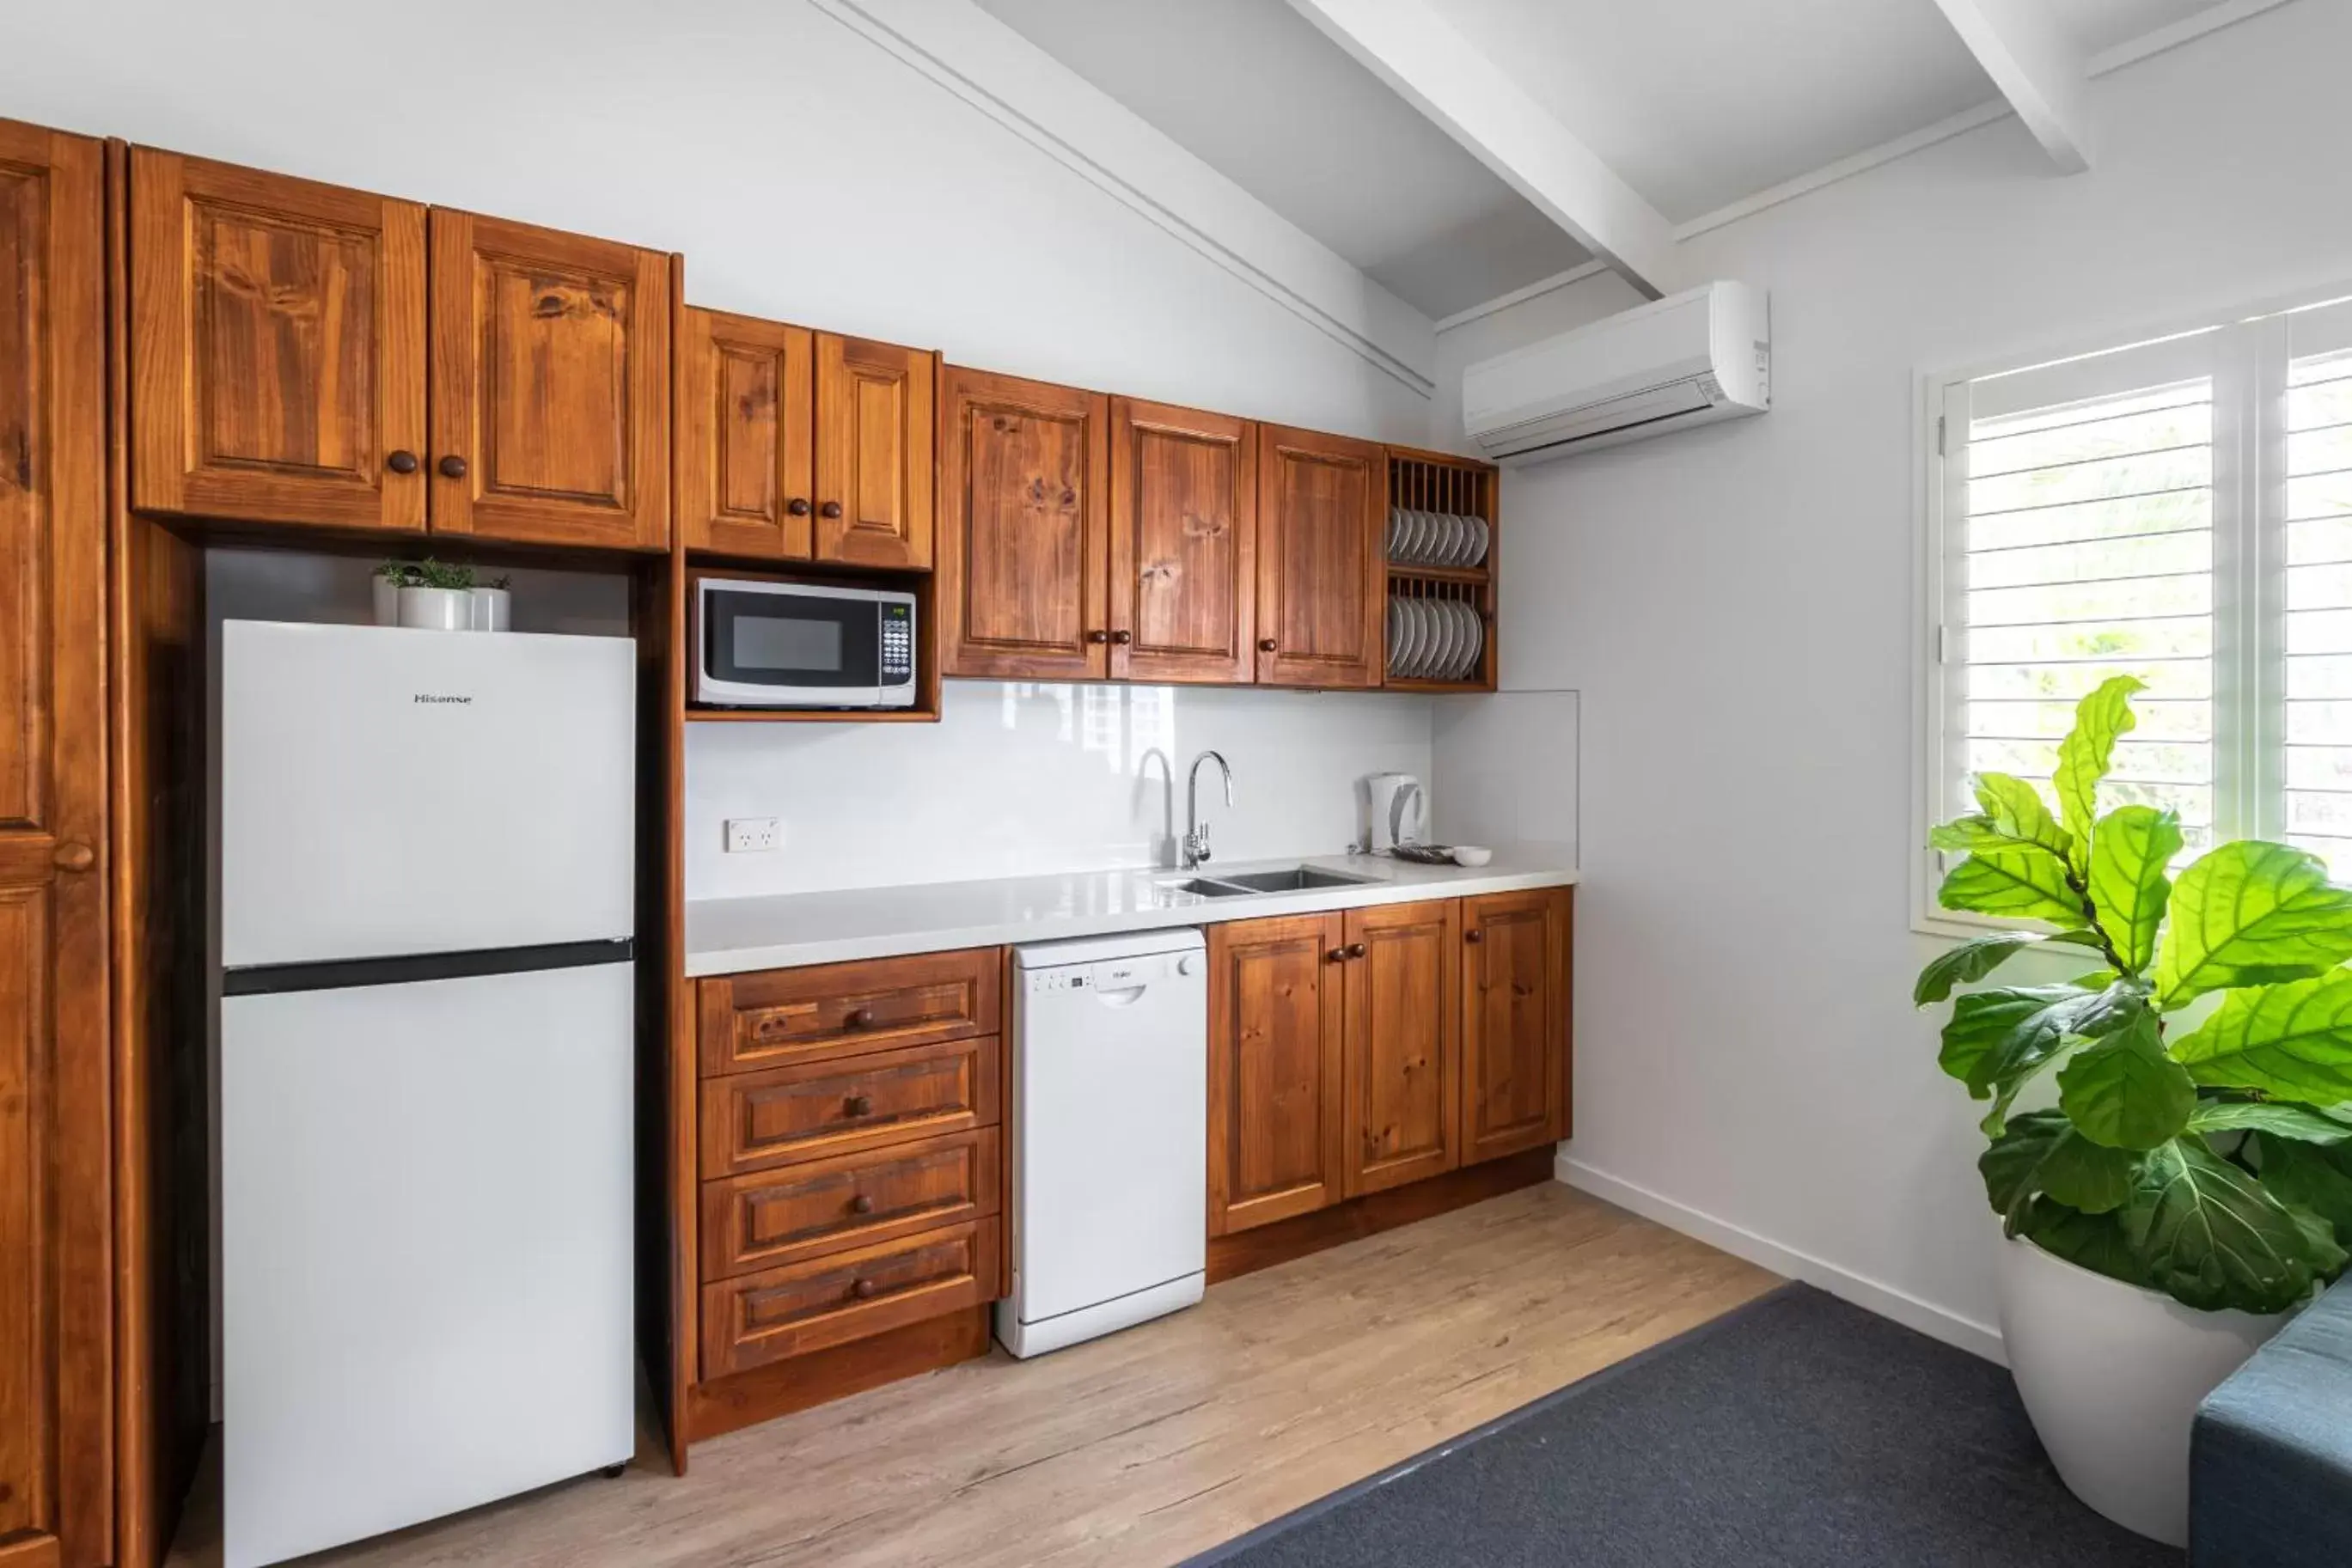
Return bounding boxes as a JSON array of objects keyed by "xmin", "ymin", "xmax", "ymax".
[{"xmin": 1921, "ymin": 674, "xmax": 2352, "ymax": 1314}]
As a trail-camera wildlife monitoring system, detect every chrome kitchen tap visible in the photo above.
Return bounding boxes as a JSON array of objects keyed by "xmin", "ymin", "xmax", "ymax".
[{"xmin": 1182, "ymin": 750, "xmax": 1235, "ymax": 869}]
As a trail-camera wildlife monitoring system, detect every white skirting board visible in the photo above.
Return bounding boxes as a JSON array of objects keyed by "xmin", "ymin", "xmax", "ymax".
[{"xmin": 1553, "ymin": 1150, "xmax": 2007, "ymax": 1365}]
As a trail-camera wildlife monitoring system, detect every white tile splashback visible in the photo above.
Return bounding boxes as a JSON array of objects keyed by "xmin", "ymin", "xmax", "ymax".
[{"xmin": 686, "ymin": 681, "xmax": 1436, "ymax": 900}]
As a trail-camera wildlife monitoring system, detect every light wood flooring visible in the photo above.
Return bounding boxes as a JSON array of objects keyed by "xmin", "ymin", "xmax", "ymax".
[{"xmin": 172, "ymin": 1181, "xmax": 1778, "ymax": 1568}]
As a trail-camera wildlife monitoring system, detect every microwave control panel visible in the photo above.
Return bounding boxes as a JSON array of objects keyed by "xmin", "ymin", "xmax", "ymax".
[{"xmin": 882, "ymin": 603, "xmax": 914, "ymax": 684}]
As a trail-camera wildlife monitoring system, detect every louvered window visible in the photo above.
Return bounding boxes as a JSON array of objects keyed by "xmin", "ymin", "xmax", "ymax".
[{"xmin": 1921, "ymin": 290, "xmax": 2352, "ymax": 926}]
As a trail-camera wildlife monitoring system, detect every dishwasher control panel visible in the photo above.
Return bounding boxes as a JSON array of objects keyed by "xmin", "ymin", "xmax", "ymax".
[{"xmin": 1025, "ymin": 948, "xmax": 1196, "ymax": 995}]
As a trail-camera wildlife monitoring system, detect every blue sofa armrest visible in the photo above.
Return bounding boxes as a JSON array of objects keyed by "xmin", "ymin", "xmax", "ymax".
[{"xmin": 2191, "ymin": 1276, "xmax": 2352, "ymax": 1567}]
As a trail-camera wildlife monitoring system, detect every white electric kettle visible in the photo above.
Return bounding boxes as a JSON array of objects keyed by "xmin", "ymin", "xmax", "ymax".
[{"xmin": 1364, "ymin": 773, "xmax": 1426, "ymax": 854}]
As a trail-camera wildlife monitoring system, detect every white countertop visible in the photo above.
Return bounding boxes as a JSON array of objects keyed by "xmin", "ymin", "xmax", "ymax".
[{"xmin": 684, "ymin": 846, "xmax": 1579, "ymax": 974}]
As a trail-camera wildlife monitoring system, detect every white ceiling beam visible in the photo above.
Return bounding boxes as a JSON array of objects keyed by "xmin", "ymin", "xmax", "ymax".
[
  {"xmin": 1282, "ymin": 0, "xmax": 1677, "ymax": 300},
  {"xmin": 1927, "ymin": 0, "xmax": 2093, "ymax": 173}
]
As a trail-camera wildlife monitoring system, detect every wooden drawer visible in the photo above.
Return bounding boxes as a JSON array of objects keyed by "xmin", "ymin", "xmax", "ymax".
[
  {"xmin": 702, "ymin": 1217, "xmax": 999, "ymax": 1378},
  {"xmin": 699, "ymin": 1035, "xmax": 1000, "ymax": 1179},
  {"xmin": 700, "ymin": 1128, "xmax": 1000, "ymax": 1281},
  {"xmin": 700, "ymin": 948, "xmax": 1001, "ymax": 1077}
]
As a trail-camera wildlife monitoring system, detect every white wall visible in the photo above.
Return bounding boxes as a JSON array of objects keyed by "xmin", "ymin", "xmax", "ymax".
[
  {"xmin": 1459, "ymin": 0, "xmax": 2352, "ymax": 1357},
  {"xmin": 687, "ymin": 685, "xmax": 1433, "ymax": 900}
]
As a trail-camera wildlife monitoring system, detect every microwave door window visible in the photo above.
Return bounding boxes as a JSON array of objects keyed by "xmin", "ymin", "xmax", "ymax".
[
  {"xmin": 706, "ymin": 591, "xmax": 879, "ymax": 689},
  {"xmin": 736, "ymin": 615, "xmax": 843, "ymax": 674}
]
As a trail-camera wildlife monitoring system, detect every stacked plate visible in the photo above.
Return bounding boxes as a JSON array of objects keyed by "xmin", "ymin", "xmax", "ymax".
[
  {"xmin": 1387, "ymin": 507, "xmax": 1489, "ymax": 570},
  {"xmin": 1386, "ymin": 595, "xmax": 1485, "ymax": 682}
]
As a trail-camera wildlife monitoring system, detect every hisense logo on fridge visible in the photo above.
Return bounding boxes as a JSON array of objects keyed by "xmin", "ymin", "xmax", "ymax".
[{"xmin": 412, "ymin": 693, "xmax": 473, "ymax": 705}]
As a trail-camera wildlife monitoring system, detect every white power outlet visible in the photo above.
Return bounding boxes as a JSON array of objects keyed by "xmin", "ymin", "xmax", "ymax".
[{"xmin": 724, "ymin": 817, "xmax": 781, "ymax": 854}]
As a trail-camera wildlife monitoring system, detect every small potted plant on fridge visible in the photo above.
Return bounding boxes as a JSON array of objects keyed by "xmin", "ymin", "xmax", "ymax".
[
  {"xmin": 396, "ymin": 558, "xmax": 474, "ymax": 631},
  {"xmin": 371, "ymin": 559, "xmax": 419, "ymax": 626},
  {"xmin": 468, "ymin": 573, "xmax": 512, "ymax": 632}
]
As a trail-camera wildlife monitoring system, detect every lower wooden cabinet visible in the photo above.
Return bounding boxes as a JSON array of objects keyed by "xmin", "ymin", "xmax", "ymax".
[
  {"xmin": 702, "ymin": 1217, "xmax": 1000, "ymax": 1378},
  {"xmin": 1461, "ymin": 888, "xmax": 1574, "ymax": 1162},
  {"xmin": 1341, "ymin": 900, "xmax": 1460, "ymax": 1197},
  {"xmin": 1207, "ymin": 912, "xmax": 1346, "ymax": 1235}
]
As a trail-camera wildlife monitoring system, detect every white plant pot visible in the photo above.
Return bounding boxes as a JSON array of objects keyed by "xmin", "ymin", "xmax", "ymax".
[
  {"xmin": 396, "ymin": 585, "xmax": 471, "ymax": 631},
  {"xmin": 467, "ymin": 586, "xmax": 510, "ymax": 632},
  {"xmin": 372, "ymin": 576, "xmax": 404, "ymax": 627},
  {"xmin": 1996, "ymin": 1234, "xmax": 2289, "ymax": 1546}
]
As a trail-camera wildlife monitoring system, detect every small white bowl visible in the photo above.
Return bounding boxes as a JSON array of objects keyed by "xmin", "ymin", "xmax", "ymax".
[{"xmin": 1451, "ymin": 845, "xmax": 1493, "ymax": 867}]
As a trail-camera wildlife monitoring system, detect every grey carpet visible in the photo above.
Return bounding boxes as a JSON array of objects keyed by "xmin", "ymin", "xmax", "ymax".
[{"xmin": 1185, "ymin": 1283, "xmax": 2179, "ymax": 1568}]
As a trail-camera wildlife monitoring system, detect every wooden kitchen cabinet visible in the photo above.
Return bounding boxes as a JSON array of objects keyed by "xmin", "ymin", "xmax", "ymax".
[
  {"xmin": 429, "ymin": 208, "xmax": 671, "ymax": 551},
  {"xmin": 675, "ymin": 306, "xmax": 816, "ymax": 560},
  {"xmin": 815, "ymin": 332, "xmax": 935, "ymax": 570},
  {"xmin": 938, "ymin": 366, "xmax": 1109, "ymax": 680},
  {"xmin": 1255, "ymin": 424, "xmax": 1385, "ymax": 688},
  {"xmin": 1109, "ymin": 397, "xmax": 1256, "ymax": 683},
  {"xmin": 129, "ymin": 147, "xmax": 429, "ymax": 533},
  {"xmin": 1207, "ymin": 912, "xmax": 1347, "ymax": 1235},
  {"xmin": 0, "ymin": 117, "xmax": 113, "ymax": 1568},
  {"xmin": 1341, "ymin": 900, "xmax": 1460, "ymax": 1196},
  {"xmin": 1460, "ymin": 887, "xmax": 1573, "ymax": 1163}
]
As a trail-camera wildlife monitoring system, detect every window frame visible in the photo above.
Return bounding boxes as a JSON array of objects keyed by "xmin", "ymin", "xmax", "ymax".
[{"xmin": 1910, "ymin": 279, "xmax": 2352, "ymax": 939}]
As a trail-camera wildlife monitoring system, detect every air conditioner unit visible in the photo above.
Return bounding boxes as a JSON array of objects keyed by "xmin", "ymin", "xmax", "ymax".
[{"xmin": 1462, "ymin": 281, "xmax": 1769, "ymax": 463}]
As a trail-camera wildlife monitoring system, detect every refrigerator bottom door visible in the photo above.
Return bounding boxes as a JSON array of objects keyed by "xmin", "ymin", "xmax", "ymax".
[{"xmin": 222, "ymin": 962, "xmax": 633, "ymax": 1568}]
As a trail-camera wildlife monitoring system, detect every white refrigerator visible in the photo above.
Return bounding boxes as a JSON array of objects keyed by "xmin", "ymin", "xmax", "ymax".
[{"xmin": 218, "ymin": 621, "xmax": 637, "ymax": 1568}]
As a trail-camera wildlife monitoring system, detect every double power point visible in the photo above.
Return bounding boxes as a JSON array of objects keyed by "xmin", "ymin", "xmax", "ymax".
[{"xmin": 724, "ymin": 817, "xmax": 781, "ymax": 854}]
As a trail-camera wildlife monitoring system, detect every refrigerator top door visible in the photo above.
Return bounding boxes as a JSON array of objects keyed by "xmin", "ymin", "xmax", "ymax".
[{"xmin": 222, "ymin": 621, "xmax": 636, "ymax": 967}]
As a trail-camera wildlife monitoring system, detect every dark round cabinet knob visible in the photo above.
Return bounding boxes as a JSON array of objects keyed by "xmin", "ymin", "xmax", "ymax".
[
  {"xmin": 844, "ymin": 1094, "xmax": 872, "ymax": 1118},
  {"xmin": 1258, "ymin": 638, "xmax": 1278, "ymax": 652},
  {"xmin": 437, "ymin": 455, "xmax": 468, "ymax": 479},
  {"xmin": 1464, "ymin": 929, "xmax": 1484, "ymax": 944},
  {"xmin": 386, "ymin": 449, "xmax": 419, "ymax": 475},
  {"xmin": 849, "ymin": 1193, "xmax": 876, "ymax": 1216},
  {"xmin": 1110, "ymin": 630, "xmax": 1133, "ymax": 645},
  {"xmin": 1328, "ymin": 947, "xmax": 1347, "ymax": 964},
  {"xmin": 786, "ymin": 497, "xmax": 811, "ymax": 517},
  {"xmin": 1347, "ymin": 943, "xmax": 1368, "ymax": 960},
  {"xmin": 53, "ymin": 841, "xmax": 95, "ymax": 873},
  {"xmin": 851, "ymin": 1278, "xmax": 879, "ymax": 1300},
  {"xmin": 1086, "ymin": 629, "xmax": 1109, "ymax": 644},
  {"xmin": 819, "ymin": 500, "xmax": 843, "ymax": 519},
  {"xmin": 845, "ymin": 1007, "xmax": 875, "ymax": 1028}
]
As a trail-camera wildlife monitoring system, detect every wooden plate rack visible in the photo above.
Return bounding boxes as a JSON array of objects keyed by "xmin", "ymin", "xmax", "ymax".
[{"xmin": 1384, "ymin": 446, "xmax": 1498, "ymax": 692}]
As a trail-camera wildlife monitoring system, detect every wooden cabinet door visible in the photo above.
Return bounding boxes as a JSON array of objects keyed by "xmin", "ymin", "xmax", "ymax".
[
  {"xmin": 427, "ymin": 209, "xmax": 670, "ymax": 550},
  {"xmin": 938, "ymin": 367, "xmax": 1108, "ymax": 680},
  {"xmin": 1460, "ymin": 888, "xmax": 1573, "ymax": 1164},
  {"xmin": 675, "ymin": 307, "xmax": 814, "ymax": 559},
  {"xmin": 1341, "ymin": 900, "xmax": 1459, "ymax": 1197},
  {"xmin": 1255, "ymin": 424, "xmax": 1384, "ymax": 688},
  {"xmin": 814, "ymin": 333, "xmax": 934, "ymax": 570},
  {"xmin": 1108, "ymin": 399, "xmax": 1255, "ymax": 684},
  {"xmin": 0, "ymin": 118, "xmax": 111, "ymax": 1568},
  {"xmin": 1207, "ymin": 912, "xmax": 1345, "ymax": 1235},
  {"xmin": 129, "ymin": 148, "xmax": 427, "ymax": 533}
]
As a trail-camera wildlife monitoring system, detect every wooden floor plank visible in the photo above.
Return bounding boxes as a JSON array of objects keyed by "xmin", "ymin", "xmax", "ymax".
[{"xmin": 170, "ymin": 1183, "xmax": 1778, "ymax": 1568}]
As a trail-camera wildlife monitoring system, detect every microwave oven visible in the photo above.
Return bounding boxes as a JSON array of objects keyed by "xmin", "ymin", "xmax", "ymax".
[{"xmin": 693, "ymin": 578, "xmax": 918, "ymax": 709}]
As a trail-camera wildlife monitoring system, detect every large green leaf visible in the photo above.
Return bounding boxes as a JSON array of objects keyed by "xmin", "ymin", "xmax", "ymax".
[
  {"xmin": 1932, "ymin": 774, "xmax": 2077, "ymax": 863},
  {"xmin": 2119, "ymin": 1138, "xmax": 2348, "ymax": 1313},
  {"xmin": 2086, "ymin": 806, "xmax": 2180, "ymax": 976},
  {"xmin": 2054, "ymin": 676, "xmax": 2144, "ymax": 865},
  {"xmin": 1939, "ymin": 851, "xmax": 2090, "ymax": 928},
  {"xmin": 2058, "ymin": 1016, "xmax": 2197, "ymax": 1150},
  {"xmin": 1940, "ymin": 985, "xmax": 2122, "ymax": 1099},
  {"xmin": 2170, "ymin": 970, "xmax": 2352, "ymax": 1104},
  {"xmin": 2189, "ymin": 1102, "xmax": 2352, "ymax": 1144},
  {"xmin": 2153, "ymin": 841, "xmax": 2352, "ymax": 1008},
  {"xmin": 2016, "ymin": 1198, "xmax": 2151, "ymax": 1288},
  {"xmin": 1982, "ymin": 1110, "xmax": 2140, "ymax": 1222},
  {"xmin": 1913, "ymin": 929, "xmax": 2105, "ymax": 1006},
  {"xmin": 2252, "ymin": 1134, "xmax": 2352, "ymax": 1237}
]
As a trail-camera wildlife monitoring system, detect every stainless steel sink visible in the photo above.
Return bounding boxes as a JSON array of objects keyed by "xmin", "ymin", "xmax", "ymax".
[
  {"xmin": 1167, "ymin": 877, "xmax": 1258, "ymax": 899},
  {"xmin": 1182, "ymin": 865, "xmax": 1377, "ymax": 896}
]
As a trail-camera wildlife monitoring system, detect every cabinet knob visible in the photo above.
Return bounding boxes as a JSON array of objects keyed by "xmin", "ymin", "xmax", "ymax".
[
  {"xmin": 851, "ymin": 1278, "xmax": 879, "ymax": 1300},
  {"xmin": 1086, "ymin": 630, "xmax": 1109, "ymax": 644},
  {"xmin": 1347, "ymin": 943, "xmax": 1367, "ymax": 960},
  {"xmin": 1464, "ymin": 930, "xmax": 1484, "ymax": 944},
  {"xmin": 1327, "ymin": 947, "xmax": 1347, "ymax": 964},
  {"xmin": 819, "ymin": 500, "xmax": 843, "ymax": 519},
  {"xmin": 1110, "ymin": 629, "xmax": 1133, "ymax": 645},
  {"xmin": 844, "ymin": 1006, "xmax": 875, "ymax": 1028},
  {"xmin": 1258, "ymin": 638, "xmax": 1277, "ymax": 652},
  {"xmin": 786, "ymin": 497, "xmax": 811, "ymax": 517},
  {"xmin": 437, "ymin": 455, "xmax": 468, "ymax": 479},
  {"xmin": 53, "ymin": 841, "xmax": 95, "ymax": 873},
  {"xmin": 386, "ymin": 449, "xmax": 419, "ymax": 475},
  {"xmin": 844, "ymin": 1094, "xmax": 872, "ymax": 1118},
  {"xmin": 849, "ymin": 1193, "xmax": 875, "ymax": 1216}
]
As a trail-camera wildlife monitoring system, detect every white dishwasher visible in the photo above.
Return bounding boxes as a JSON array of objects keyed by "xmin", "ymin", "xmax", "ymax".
[{"xmin": 998, "ymin": 928, "xmax": 1207, "ymax": 1358}]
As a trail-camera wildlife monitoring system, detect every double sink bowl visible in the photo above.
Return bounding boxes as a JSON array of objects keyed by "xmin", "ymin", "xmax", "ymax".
[{"xmin": 1162, "ymin": 864, "xmax": 1377, "ymax": 900}]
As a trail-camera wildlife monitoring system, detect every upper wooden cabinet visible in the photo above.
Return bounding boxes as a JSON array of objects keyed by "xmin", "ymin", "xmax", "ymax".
[
  {"xmin": 1341, "ymin": 900, "xmax": 1460, "ymax": 1197},
  {"xmin": 1256, "ymin": 424, "xmax": 1385, "ymax": 688},
  {"xmin": 1460, "ymin": 888, "xmax": 1573, "ymax": 1164},
  {"xmin": 129, "ymin": 149, "xmax": 427, "ymax": 533},
  {"xmin": 816, "ymin": 333, "xmax": 934, "ymax": 570},
  {"xmin": 0, "ymin": 117, "xmax": 113, "ymax": 1568},
  {"xmin": 126, "ymin": 149, "xmax": 671, "ymax": 551},
  {"xmin": 428, "ymin": 209, "xmax": 670, "ymax": 551},
  {"xmin": 938, "ymin": 367, "xmax": 1109, "ymax": 680},
  {"xmin": 675, "ymin": 307, "xmax": 815, "ymax": 560},
  {"xmin": 1207, "ymin": 912, "xmax": 1346, "ymax": 1236},
  {"xmin": 1109, "ymin": 398, "xmax": 1256, "ymax": 684}
]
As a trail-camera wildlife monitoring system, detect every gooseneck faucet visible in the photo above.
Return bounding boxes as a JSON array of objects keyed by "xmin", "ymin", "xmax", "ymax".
[{"xmin": 1183, "ymin": 750, "xmax": 1235, "ymax": 869}]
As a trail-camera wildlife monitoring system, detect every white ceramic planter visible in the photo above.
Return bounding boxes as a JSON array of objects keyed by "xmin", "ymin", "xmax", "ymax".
[
  {"xmin": 467, "ymin": 586, "xmax": 511, "ymax": 632},
  {"xmin": 397, "ymin": 585, "xmax": 471, "ymax": 631},
  {"xmin": 1996, "ymin": 1235, "xmax": 2288, "ymax": 1546},
  {"xmin": 372, "ymin": 576, "xmax": 404, "ymax": 626}
]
